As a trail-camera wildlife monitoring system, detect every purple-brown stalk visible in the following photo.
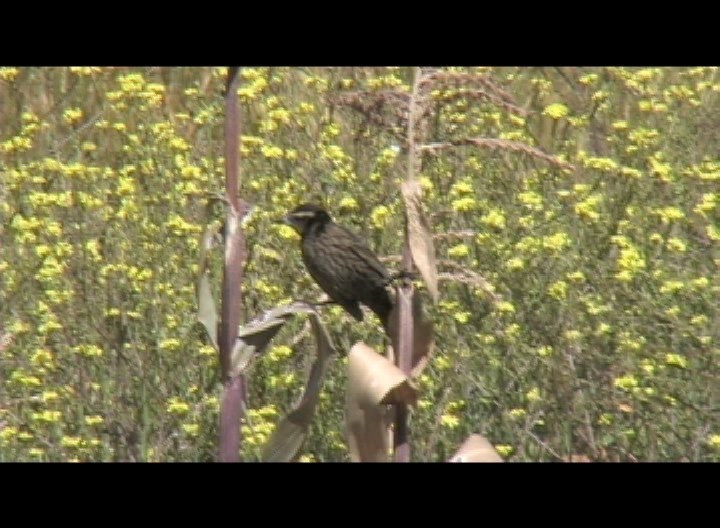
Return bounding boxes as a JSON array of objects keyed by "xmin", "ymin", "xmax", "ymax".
[{"xmin": 218, "ymin": 67, "xmax": 247, "ymax": 462}]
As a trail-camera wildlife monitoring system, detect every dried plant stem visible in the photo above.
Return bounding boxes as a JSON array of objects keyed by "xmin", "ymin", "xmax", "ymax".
[
  {"xmin": 419, "ymin": 137, "xmax": 575, "ymax": 171},
  {"xmin": 394, "ymin": 67, "xmax": 423, "ymax": 463},
  {"xmin": 218, "ymin": 67, "xmax": 247, "ymax": 462}
]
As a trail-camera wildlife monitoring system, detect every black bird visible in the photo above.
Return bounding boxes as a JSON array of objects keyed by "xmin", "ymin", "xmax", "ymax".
[{"xmin": 284, "ymin": 203, "xmax": 394, "ymax": 329}]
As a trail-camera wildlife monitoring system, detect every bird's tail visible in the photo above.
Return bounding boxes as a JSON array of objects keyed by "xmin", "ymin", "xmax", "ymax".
[{"xmin": 368, "ymin": 296, "xmax": 394, "ymax": 335}]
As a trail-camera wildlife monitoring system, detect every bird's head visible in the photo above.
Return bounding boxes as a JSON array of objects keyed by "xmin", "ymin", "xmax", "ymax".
[{"xmin": 283, "ymin": 203, "xmax": 331, "ymax": 237}]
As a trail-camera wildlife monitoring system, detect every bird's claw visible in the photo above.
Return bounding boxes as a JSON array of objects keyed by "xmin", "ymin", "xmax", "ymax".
[{"xmin": 384, "ymin": 270, "xmax": 417, "ymax": 287}]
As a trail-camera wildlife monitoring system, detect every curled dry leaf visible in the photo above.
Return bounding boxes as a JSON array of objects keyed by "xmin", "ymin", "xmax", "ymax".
[
  {"xmin": 198, "ymin": 274, "xmax": 219, "ymax": 350},
  {"xmin": 400, "ymin": 179, "xmax": 439, "ymax": 303},
  {"xmin": 261, "ymin": 312, "xmax": 336, "ymax": 462},
  {"xmin": 230, "ymin": 302, "xmax": 319, "ymax": 378},
  {"xmin": 449, "ymin": 434, "xmax": 504, "ymax": 463},
  {"xmin": 346, "ymin": 342, "xmax": 419, "ymax": 462},
  {"xmin": 196, "ymin": 223, "xmax": 221, "ymax": 349}
]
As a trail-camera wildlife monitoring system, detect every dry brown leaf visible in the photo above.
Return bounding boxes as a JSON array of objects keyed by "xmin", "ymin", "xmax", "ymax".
[
  {"xmin": 346, "ymin": 342, "xmax": 419, "ymax": 462},
  {"xmin": 196, "ymin": 223, "xmax": 221, "ymax": 349},
  {"xmin": 197, "ymin": 273, "xmax": 219, "ymax": 350},
  {"xmin": 562, "ymin": 454, "xmax": 592, "ymax": 463},
  {"xmin": 618, "ymin": 403, "xmax": 634, "ymax": 413},
  {"xmin": 410, "ymin": 317, "xmax": 434, "ymax": 380},
  {"xmin": 261, "ymin": 311, "xmax": 336, "ymax": 462},
  {"xmin": 400, "ymin": 179, "xmax": 439, "ymax": 302},
  {"xmin": 230, "ymin": 302, "xmax": 319, "ymax": 377},
  {"xmin": 261, "ymin": 418, "xmax": 306, "ymax": 462},
  {"xmin": 449, "ymin": 434, "xmax": 504, "ymax": 463},
  {"xmin": 346, "ymin": 405, "xmax": 390, "ymax": 463}
]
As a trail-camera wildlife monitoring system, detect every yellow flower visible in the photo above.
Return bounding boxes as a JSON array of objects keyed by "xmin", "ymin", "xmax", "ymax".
[
  {"xmin": 708, "ymin": 435, "xmax": 720, "ymax": 449},
  {"xmin": 612, "ymin": 120, "xmax": 629, "ymax": 131},
  {"xmin": 42, "ymin": 391, "xmax": 59, "ymax": 403},
  {"xmin": 63, "ymin": 108, "xmax": 84, "ymax": 125},
  {"xmin": 454, "ymin": 312, "xmax": 471, "ymax": 324},
  {"xmin": 542, "ymin": 103, "xmax": 569, "ymax": 119},
  {"xmin": 276, "ymin": 224, "xmax": 298, "ymax": 240},
  {"xmin": 118, "ymin": 73, "xmax": 146, "ymax": 93},
  {"xmin": 616, "ymin": 245, "xmax": 645, "ymax": 281},
  {"xmin": 494, "ymin": 444, "xmax": 513, "ymax": 458},
  {"xmin": 496, "ymin": 301, "xmax": 515, "ymax": 314},
  {"xmin": 579, "ymin": 73, "xmax": 598, "ymax": 86},
  {"xmin": 526, "ymin": 388, "xmax": 541, "ymax": 403},
  {"xmin": 536, "ymin": 345, "xmax": 553, "ymax": 357},
  {"xmin": 452, "ymin": 197, "xmax": 478, "ymax": 212},
  {"xmin": 566, "ymin": 271, "xmax": 585, "ymax": 283},
  {"xmin": 519, "ymin": 191, "xmax": 543, "ymax": 209},
  {"xmin": 33, "ymin": 410, "xmax": 62, "ymax": 423},
  {"xmin": 379, "ymin": 147, "xmax": 398, "ymax": 165},
  {"xmin": 441, "ymin": 414, "xmax": 460, "ymax": 428},
  {"xmin": 85, "ymin": 415, "xmax": 104, "ymax": 426},
  {"xmin": 260, "ymin": 145, "xmax": 284, "ymax": 159},
  {"xmin": 614, "ymin": 375, "xmax": 638, "ymax": 391},
  {"xmin": 159, "ymin": 338, "xmax": 182, "ymax": 352},
  {"xmin": 548, "ymin": 281, "xmax": 568, "ymax": 300},
  {"xmin": 543, "ymin": 232, "xmax": 571, "ymax": 252},
  {"xmin": 665, "ymin": 353, "xmax": 687, "ymax": 369},
  {"xmin": 574, "ymin": 194, "xmax": 603, "ymax": 222},
  {"xmin": 183, "ymin": 424, "xmax": 200, "ymax": 437},
  {"xmin": 338, "ymin": 197, "xmax": 359, "ymax": 211},
  {"xmin": 689, "ymin": 277, "xmax": 709, "ymax": 290},
  {"xmin": 481, "ymin": 209, "xmax": 506, "ymax": 230},
  {"xmin": 268, "ymin": 345, "xmax": 293, "ymax": 361},
  {"xmin": 0, "ymin": 67, "xmax": 20, "ymax": 81},
  {"xmin": 659, "ymin": 280, "xmax": 684, "ymax": 294},
  {"xmin": 61, "ymin": 436, "xmax": 82, "ymax": 448},
  {"xmin": 506, "ymin": 257, "xmax": 524, "ymax": 270},
  {"xmin": 167, "ymin": 398, "xmax": 190, "ymax": 415},
  {"xmin": 598, "ymin": 413, "xmax": 613, "ymax": 426},
  {"xmin": 448, "ymin": 244, "xmax": 469, "ymax": 259},
  {"xmin": 450, "ymin": 180, "xmax": 474, "ymax": 196},
  {"xmin": 434, "ymin": 356, "xmax": 451, "ymax": 371},
  {"xmin": 370, "ymin": 205, "xmax": 391, "ymax": 229},
  {"xmin": 564, "ymin": 330, "xmax": 582, "ymax": 341}
]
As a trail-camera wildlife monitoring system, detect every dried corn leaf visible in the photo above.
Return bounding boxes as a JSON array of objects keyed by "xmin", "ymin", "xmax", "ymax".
[
  {"xmin": 400, "ymin": 179, "xmax": 439, "ymax": 302},
  {"xmin": 230, "ymin": 302, "xmax": 318, "ymax": 377},
  {"xmin": 449, "ymin": 434, "xmax": 503, "ymax": 463},
  {"xmin": 261, "ymin": 313, "xmax": 336, "ymax": 462},
  {"xmin": 346, "ymin": 342, "xmax": 419, "ymax": 462},
  {"xmin": 196, "ymin": 224, "xmax": 221, "ymax": 349}
]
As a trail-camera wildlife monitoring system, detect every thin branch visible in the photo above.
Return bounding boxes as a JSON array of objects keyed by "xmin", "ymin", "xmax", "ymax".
[
  {"xmin": 432, "ymin": 230, "xmax": 477, "ymax": 241},
  {"xmin": 419, "ymin": 137, "xmax": 575, "ymax": 171},
  {"xmin": 430, "ymin": 88, "xmax": 530, "ymax": 117},
  {"xmin": 527, "ymin": 431, "xmax": 564, "ymax": 461},
  {"xmin": 420, "ymin": 71, "xmax": 518, "ymax": 105}
]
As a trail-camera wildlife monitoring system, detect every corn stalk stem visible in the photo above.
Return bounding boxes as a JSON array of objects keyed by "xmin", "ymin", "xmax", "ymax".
[
  {"xmin": 218, "ymin": 67, "xmax": 246, "ymax": 462},
  {"xmin": 394, "ymin": 67, "xmax": 422, "ymax": 462}
]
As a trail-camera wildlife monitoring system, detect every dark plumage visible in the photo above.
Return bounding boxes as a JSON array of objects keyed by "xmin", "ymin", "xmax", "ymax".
[{"xmin": 284, "ymin": 203, "xmax": 393, "ymax": 328}]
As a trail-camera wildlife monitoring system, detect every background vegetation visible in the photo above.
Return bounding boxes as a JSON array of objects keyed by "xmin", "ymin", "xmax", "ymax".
[{"xmin": 0, "ymin": 66, "xmax": 717, "ymax": 462}]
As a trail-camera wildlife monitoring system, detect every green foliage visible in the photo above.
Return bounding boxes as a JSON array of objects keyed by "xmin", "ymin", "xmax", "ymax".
[{"xmin": 1, "ymin": 67, "xmax": 718, "ymax": 461}]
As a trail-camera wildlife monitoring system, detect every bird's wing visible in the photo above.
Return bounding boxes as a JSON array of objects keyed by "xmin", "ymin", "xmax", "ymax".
[
  {"xmin": 334, "ymin": 227, "xmax": 390, "ymax": 281},
  {"xmin": 346, "ymin": 244, "xmax": 390, "ymax": 281}
]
